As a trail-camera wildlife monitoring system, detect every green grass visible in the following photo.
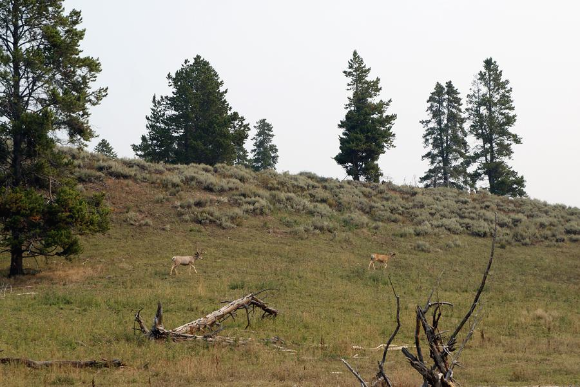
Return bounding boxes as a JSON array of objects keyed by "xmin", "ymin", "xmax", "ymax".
[{"xmin": 0, "ymin": 154, "xmax": 579, "ymax": 386}]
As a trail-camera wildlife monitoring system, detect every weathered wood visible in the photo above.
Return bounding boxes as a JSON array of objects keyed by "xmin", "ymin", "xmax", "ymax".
[
  {"xmin": 134, "ymin": 291, "xmax": 278, "ymax": 342},
  {"xmin": 0, "ymin": 358, "xmax": 124, "ymax": 369},
  {"xmin": 446, "ymin": 217, "xmax": 497, "ymax": 351},
  {"xmin": 374, "ymin": 278, "xmax": 400, "ymax": 387},
  {"xmin": 173, "ymin": 293, "xmax": 277, "ymax": 334},
  {"xmin": 341, "ymin": 358, "xmax": 368, "ymax": 387},
  {"xmin": 346, "ymin": 216, "xmax": 498, "ymax": 386},
  {"xmin": 399, "ymin": 214, "xmax": 498, "ymax": 387}
]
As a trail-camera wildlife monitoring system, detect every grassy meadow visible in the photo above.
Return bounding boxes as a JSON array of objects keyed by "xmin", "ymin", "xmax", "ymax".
[{"xmin": 1, "ymin": 151, "xmax": 579, "ymax": 386}]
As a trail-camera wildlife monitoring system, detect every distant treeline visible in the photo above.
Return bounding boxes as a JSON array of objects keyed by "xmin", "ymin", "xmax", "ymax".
[{"xmin": 116, "ymin": 52, "xmax": 525, "ymax": 198}]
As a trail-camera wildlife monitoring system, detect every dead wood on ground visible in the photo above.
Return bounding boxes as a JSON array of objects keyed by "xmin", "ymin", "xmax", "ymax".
[
  {"xmin": 0, "ymin": 358, "xmax": 124, "ymax": 369},
  {"xmin": 134, "ymin": 290, "xmax": 278, "ymax": 342}
]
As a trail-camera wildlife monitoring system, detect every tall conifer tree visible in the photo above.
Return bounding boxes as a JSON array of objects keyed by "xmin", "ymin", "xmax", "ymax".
[
  {"xmin": 334, "ymin": 51, "xmax": 396, "ymax": 182},
  {"xmin": 420, "ymin": 81, "xmax": 470, "ymax": 189},
  {"xmin": 132, "ymin": 56, "xmax": 245, "ymax": 166},
  {"xmin": 467, "ymin": 58, "xmax": 525, "ymax": 196},
  {"xmin": 251, "ymin": 119, "xmax": 278, "ymax": 171},
  {"xmin": 0, "ymin": 0, "xmax": 109, "ymax": 276}
]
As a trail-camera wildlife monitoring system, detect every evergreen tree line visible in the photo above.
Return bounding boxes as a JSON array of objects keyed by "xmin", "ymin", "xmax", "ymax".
[
  {"xmin": 103, "ymin": 52, "xmax": 524, "ymax": 196},
  {"xmin": 336, "ymin": 51, "xmax": 526, "ymax": 197}
]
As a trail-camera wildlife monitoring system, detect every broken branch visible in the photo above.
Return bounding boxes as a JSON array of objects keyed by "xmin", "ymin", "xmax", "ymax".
[
  {"xmin": 135, "ymin": 291, "xmax": 278, "ymax": 342},
  {"xmin": 0, "ymin": 358, "xmax": 124, "ymax": 369}
]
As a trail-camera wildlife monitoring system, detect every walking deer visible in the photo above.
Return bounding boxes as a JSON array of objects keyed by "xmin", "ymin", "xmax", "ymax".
[
  {"xmin": 170, "ymin": 247, "xmax": 205, "ymax": 275},
  {"xmin": 368, "ymin": 252, "xmax": 396, "ymax": 270}
]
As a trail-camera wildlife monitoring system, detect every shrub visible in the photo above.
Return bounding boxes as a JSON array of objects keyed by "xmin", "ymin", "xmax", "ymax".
[
  {"xmin": 125, "ymin": 211, "xmax": 152, "ymax": 227},
  {"xmin": 290, "ymin": 226, "xmax": 309, "ymax": 239},
  {"xmin": 154, "ymin": 195, "xmax": 168, "ymax": 203},
  {"xmin": 394, "ymin": 227, "xmax": 415, "ymax": 238},
  {"xmin": 510, "ymin": 213, "xmax": 527, "ymax": 226},
  {"xmin": 279, "ymin": 216, "xmax": 299, "ymax": 228},
  {"xmin": 512, "ymin": 222, "xmax": 538, "ymax": 245},
  {"xmin": 214, "ymin": 163, "xmax": 254, "ymax": 183},
  {"xmin": 75, "ymin": 169, "xmax": 104, "ymax": 182},
  {"xmin": 414, "ymin": 241, "xmax": 431, "ymax": 252},
  {"xmin": 106, "ymin": 163, "xmax": 135, "ymax": 179},
  {"xmin": 462, "ymin": 219, "xmax": 491, "ymax": 237},
  {"xmin": 564, "ymin": 222, "xmax": 580, "ymax": 235},
  {"xmin": 433, "ymin": 218, "xmax": 463, "ymax": 234},
  {"xmin": 533, "ymin": 217, "xmax": 557, "ymax": 229},
  {"xmin": 161, "ymin": 174, "xmax": 182, "ymax": 188},
  {"xmin": 445, "ymin": 238, "xmax": 463, "ymax": 249},
  {"xmin": 240, "ymin": 197, "xmax": 272, "ymax": 215},
  {"xmin": 414, "ymin": 222, "xmax": 433, "ymax": 236},
  {"xmin": 311, "ymin": 219, "xmax": 337, "ymax": 233},
  {"xmin": 341, "ymin": 212, "xmax": 370, "ymax": 229}
]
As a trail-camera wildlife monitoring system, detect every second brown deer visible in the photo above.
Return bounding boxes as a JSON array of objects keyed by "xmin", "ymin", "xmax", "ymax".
[{"xmin": 368, "ymin": 252, "xmax": 396, "ymax": 270}]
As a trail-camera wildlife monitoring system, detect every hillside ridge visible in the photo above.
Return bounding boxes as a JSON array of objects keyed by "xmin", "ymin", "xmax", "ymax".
[{"xmin": 67, "ymin": 147, "xmax": 580, "ymax": 247}]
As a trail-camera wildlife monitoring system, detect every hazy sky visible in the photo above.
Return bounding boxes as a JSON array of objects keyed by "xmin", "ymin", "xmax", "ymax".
[{"xmin": 65, "ymin": 0, "xmax": 580, "ymax": 207}]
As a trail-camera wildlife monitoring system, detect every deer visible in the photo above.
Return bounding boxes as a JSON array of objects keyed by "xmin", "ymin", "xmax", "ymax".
[
  {"xmin": 170, "ymin": 247, "xmax": 205, "ymax": 275},
  {"xmin": 368, "ymin": 252, "xmax": 396, "ymax": 270}
]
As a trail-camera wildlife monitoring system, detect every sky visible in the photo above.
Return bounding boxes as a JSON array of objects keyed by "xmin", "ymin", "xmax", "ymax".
[{"xmin": 65, "ymin": 0, "xmax": 580, "ymax": 208}]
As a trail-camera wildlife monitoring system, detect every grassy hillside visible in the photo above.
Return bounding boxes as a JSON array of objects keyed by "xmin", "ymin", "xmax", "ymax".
[{"xmin": 1, "ymin": 149, "xmax": 579, "ymax": 386}]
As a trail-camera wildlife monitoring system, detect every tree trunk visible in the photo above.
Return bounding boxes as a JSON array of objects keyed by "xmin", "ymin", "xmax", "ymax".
[{"xmin": 9, "ymin": 238, "xmax": 24, "ymax": 277}]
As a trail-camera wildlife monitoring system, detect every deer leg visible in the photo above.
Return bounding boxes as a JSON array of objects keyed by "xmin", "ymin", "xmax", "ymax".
[
  {"xmin": 170, "ymin": 264, "xmax": 176, "ymax": 276},
  {"xmin": 192, "ymin": 265, "xmax": 198, "ymax": 274},
  {"xmin": 368, "ymin": 260, "xmax": 373, "ymax": 270}
]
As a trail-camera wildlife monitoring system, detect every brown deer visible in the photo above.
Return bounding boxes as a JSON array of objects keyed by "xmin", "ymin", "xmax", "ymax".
[
  {"xmin": 368, "ymin": 252, "xmax": 396, "ymax": 270},
  {"xmin": 170, "ymin": 247, "xmax": 205, "ymax": 275}
]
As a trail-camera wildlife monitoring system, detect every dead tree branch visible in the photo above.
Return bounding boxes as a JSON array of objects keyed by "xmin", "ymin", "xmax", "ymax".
[
  {"xmin": 341, "ymin": 358, "xmax": 369, "ymax": 387},
  {"xmin": 400, "ymin": 214, "xmax": 498, "ymax": 387},
  {"xmin": 447, "ymin": 217, "xmax": 497, "ymax": 351},
  {"xmin": 375, "ymin": 278, "xmax": 401, "ymax": 387},
  {"xmin": 0, "ymin": 358, "xmax": 124, "ymax": 369},
  {"xmin": 134, "ymin": 291, "xmax": 278, "ymax": 342}
]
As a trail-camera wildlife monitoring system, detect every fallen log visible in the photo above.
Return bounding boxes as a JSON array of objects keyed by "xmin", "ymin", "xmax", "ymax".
[
  {"xmin": 0, "ymin": 358, "xmax": 124, "ymax": 369},
  {"xmin": 134, "ymin": 290, "xmax": 278, "ymax": 342}
]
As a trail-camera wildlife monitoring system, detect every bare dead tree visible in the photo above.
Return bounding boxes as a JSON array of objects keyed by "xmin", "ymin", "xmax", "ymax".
[
  {"xmin": 401, "ymin": 215, "xmax": 498, "ymax": 386},
  {"xmin": 344, "ymin": 215, "xmax": 498, "ymax": 387}
]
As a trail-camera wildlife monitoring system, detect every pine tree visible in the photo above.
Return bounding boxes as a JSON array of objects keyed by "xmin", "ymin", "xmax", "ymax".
[
  {"xmin": 467, "ymin": 58, "xmax": 526, "ymax": 196},
  {"xmin": 420, "ymin": 81, "xmax": 470, "ymax": 189},
  {"xmin": 0, "ymin": 1, "xmax": 109, "ymax": 276},
  {"xmin": 132, "ymin": 95, "xmax": 175, "ymax": 163},
  {"xmin": 94, "ymin": 139, "xmax": 117, "ymax": 159},
  {"xmin": 230, "ymin": 112, "xmax": 251, "ymax": 167},
  {"xmin": 334, "ymin": 50, "xmax": 396, "ymax": 182},
  {"xmin": 251, "ymin": 119, "xmax": 278, "ymax": 171},
  {"xmin": 132, "ymin": 56, "xmax": 245, "ymax": 166}
]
